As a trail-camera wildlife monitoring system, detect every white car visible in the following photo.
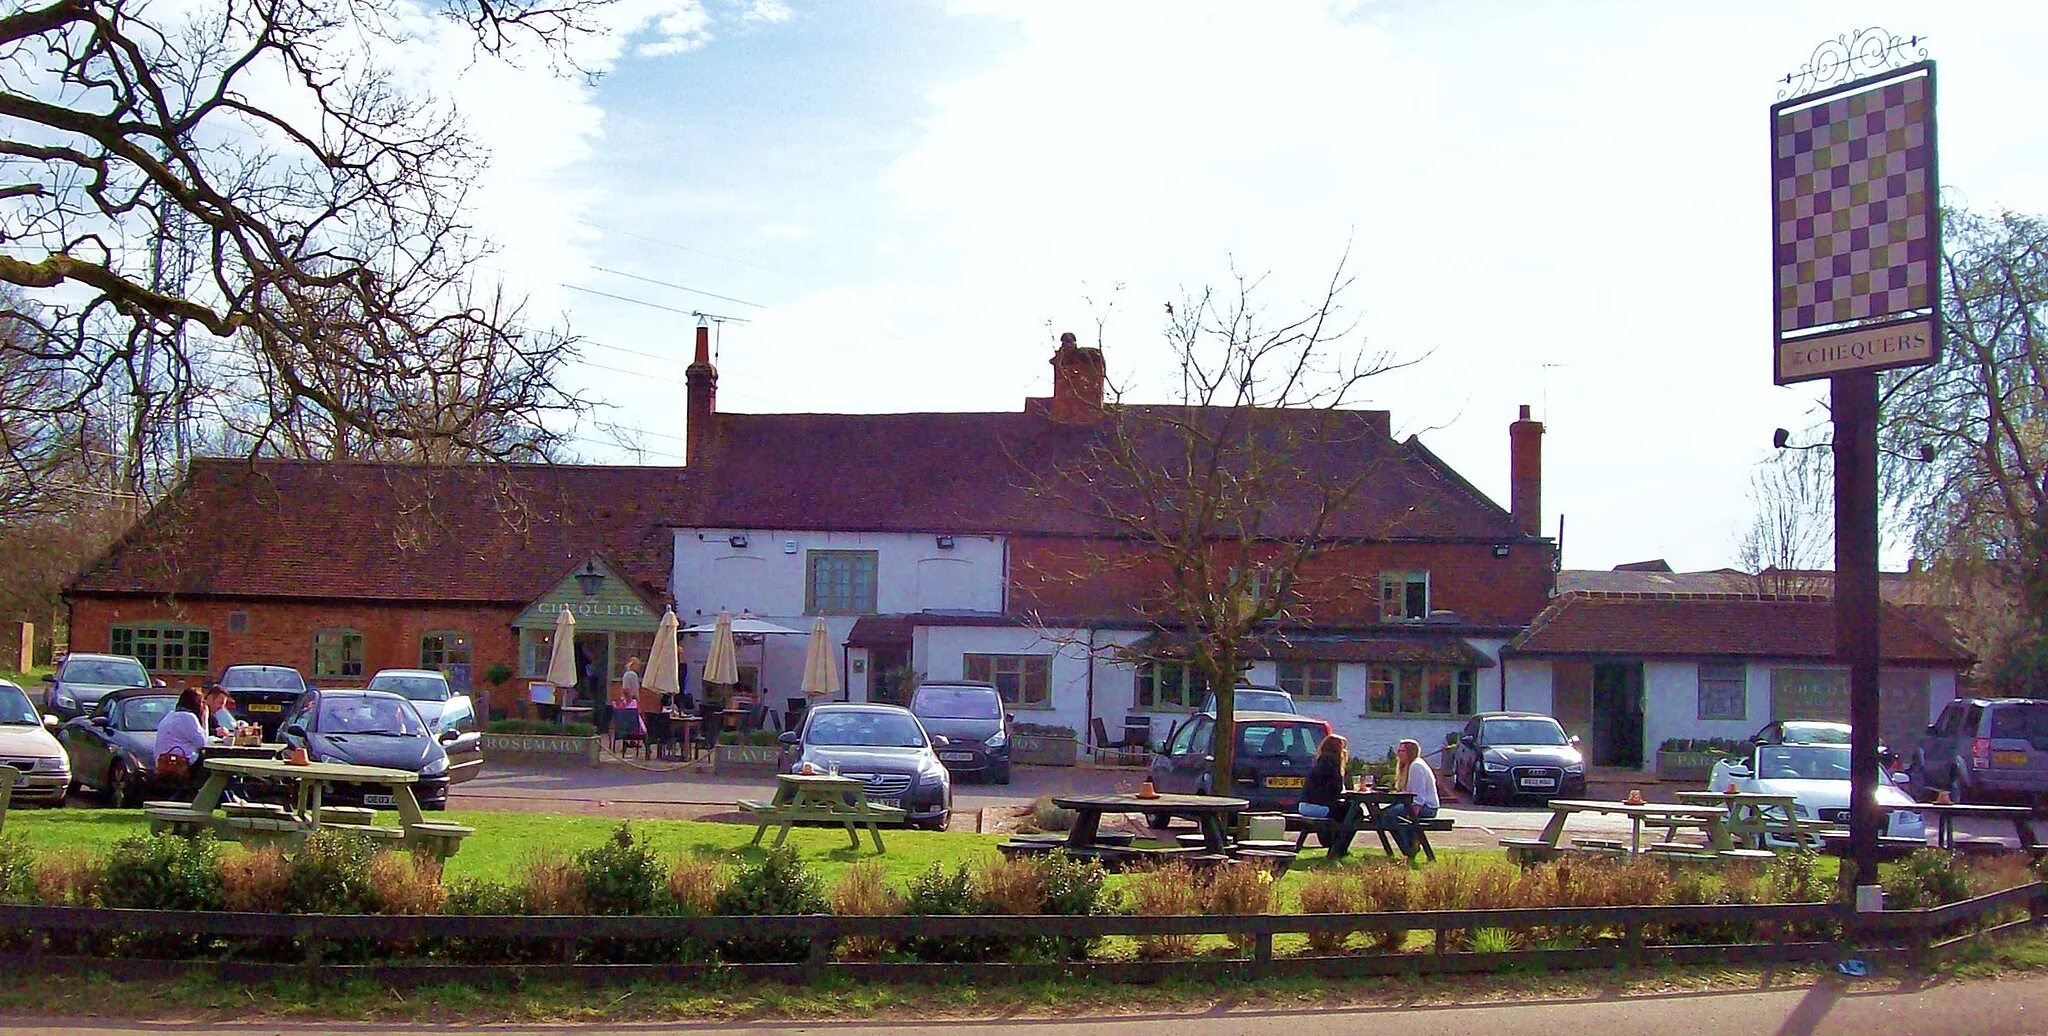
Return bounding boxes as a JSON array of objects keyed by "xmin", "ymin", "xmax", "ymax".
[
  {"xmin": 1709, "ymin": 740, "xmax": 1925, "ymax": 846},
  {"xmin": 0, "ymin": 679, "xmax": 70, "ymax": 806}
]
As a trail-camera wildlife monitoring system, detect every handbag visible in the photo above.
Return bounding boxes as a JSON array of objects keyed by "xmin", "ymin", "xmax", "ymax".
[{"xmin": 156, "ymin": 751, "xmax": 191, "ymax": 781}]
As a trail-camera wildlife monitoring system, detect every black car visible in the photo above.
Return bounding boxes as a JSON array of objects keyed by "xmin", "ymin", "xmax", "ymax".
[
  {"xmin": 1149, "ymin": 710, "xmax": 1333, "ymax": 819},
  {"xmin": 1449, "ymin": 712, "xmax": 1586, "ymax": 804},
  {"xmin": 278, "ymin": 689, "xmax": 457, "ymax": 810},
  {"xmin": 908, "ymin": 681, "xmax": 1011, "ymax": 784},
  {"xmin": 777, "ymin": 703, "xmax": 952, "ymax": 830},
  {"xmin": 58, "ymin": 688, "xmax": 183, "ymax": 807},
  {"xmin": 217, "ymin": 664, "xmax": 309, "ymax": 736}
]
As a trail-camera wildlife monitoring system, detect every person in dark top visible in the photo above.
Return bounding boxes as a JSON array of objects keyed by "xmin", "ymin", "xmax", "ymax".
[{"xmin": 1300, "ymin": 733, "xmax": 1348, "ymax": 820}]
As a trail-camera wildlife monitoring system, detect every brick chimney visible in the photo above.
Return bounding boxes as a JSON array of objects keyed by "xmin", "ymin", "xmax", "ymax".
[
  {"xmin": 1048, "ymin": 332, "xmax": 1106, "ymax": 423},
  {"xmin": 1509, "ymin": 404, "xmax": 1543, "ymax": 537},
  {"xmin": 685, "ymin": 322, "xmax": 717, "ymax": 465}
]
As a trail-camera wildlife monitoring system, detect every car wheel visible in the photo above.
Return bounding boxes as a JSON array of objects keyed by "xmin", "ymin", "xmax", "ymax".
[
  {"xmin": 993, "ymin": 765, "xmax": 1011, "ymax": 785},
  {"xmin": 1470, "ymin": 781, "xmax": 1492, "ymax": 806},
  {"xmin": 107, "ymin": 761, "xmax": 139, "ymax": 809}
]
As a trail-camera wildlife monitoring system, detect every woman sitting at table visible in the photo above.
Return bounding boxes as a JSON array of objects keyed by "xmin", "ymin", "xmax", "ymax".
[
  {"xmin": 1385, "ymin": 738, "xmax": 1440, "ymax": 859},
  {"xmin": 1300, "ymin": 734, "xmax": 1347, "ymax": 820},
  {"xmin": 154, "ymin": 688, "xmax": 210, "ymax": 797}
]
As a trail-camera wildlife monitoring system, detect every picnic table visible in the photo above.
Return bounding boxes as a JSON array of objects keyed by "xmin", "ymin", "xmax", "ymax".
[
  {"xmin": 1673, "ymin": 790, "xmax": 1839, "ymax": 849},
  {"xmin": 741, "ymin": 772, "xmax": 906, "ymax": 853},
  {"xmin": 1054, "ymin": 793, "xmax": 1248, "ymax": 866},
  {"xmin": 1913, "ymin": 802, "xmax": 2039, "ymax": 852},
  {"xmin": 1289, "ymin": 789, "xmax": 1449, "ymax": 862},
  {"xmin": 145, "ymin": 757, "xmax": 474, "ymax": 858},
  {"xmin": 1503, "ymin": 798, "xmax": 1732, "ymax": 863}
]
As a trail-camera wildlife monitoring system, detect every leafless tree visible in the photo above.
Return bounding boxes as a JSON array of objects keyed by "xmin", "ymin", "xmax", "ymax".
[
  {"xmin": 0, "ymin": 0, "xmax": 604, "ymax": 497},
  {"xmin": 1882, "ymin": 205, "xmax": 2048, "ymax": 688},
  {"xmin": 1018, "ymin": 258, "xmax": 1414, "ymax": 792},
  {"xmin": 1738, "ymin": 450, "xmax": 1834, "ymax": 595}
]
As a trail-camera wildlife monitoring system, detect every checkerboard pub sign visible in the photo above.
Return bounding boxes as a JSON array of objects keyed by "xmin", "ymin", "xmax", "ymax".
[{"xmin": 1771, "ymin": 60, "xmax": 1939, "ymax": 384}]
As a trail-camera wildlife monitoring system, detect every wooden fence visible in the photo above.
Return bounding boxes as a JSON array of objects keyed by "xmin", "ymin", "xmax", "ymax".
[{"xmin": 0, "ymin": 882, "xmax": 2041, "ymax": 986}]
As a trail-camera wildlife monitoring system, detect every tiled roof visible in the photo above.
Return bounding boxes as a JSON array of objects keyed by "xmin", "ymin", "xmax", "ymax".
[
  {"xmin": 1556, "ymin": 567, "xmax": 1942, "ymax": 604},
  {"xmin": 1505, "ymin": 591, "xmax": 1972, "ymax": 666},
  {"xmin": 1123, "ymin": 631, "xmax": 1496, "ymax": 668},
  {"xmin": 68, "ymin": 459, "xmax": 687, "ymax": 604},
  {"xmin": 684, "ymin": 405, "xmax": 1531, "ymax": 541}
]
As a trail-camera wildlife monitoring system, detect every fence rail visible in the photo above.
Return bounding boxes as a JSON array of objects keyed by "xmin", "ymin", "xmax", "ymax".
[{"xmin": 0, "ymin": 883, "xmax": 2039, "ymax": 986}]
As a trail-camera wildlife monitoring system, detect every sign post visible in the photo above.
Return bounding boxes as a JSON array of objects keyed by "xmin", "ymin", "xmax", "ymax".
[{"xmin": 1770, "ymin": 30, "xmax": 1939, "ymax": 889}]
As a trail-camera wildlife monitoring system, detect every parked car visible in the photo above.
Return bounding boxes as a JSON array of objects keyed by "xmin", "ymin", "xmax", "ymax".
[
  {"xmin": 278, "ymin": 689, "xmax": 459, "ymax": 810},
  {"xmin": 216, "ymin": 664, "xmax": 309, "ymax": 735},
  {"xmin": 907, "ymin": 681, "xmax": 1010, "ymax": 784},
  {"xmin": 0, "ymin": 679, "xmax": 69, "ymax": 806},
  {"xmin": 776, "ymin": 703, "xmax": 952, "ymax": 830},
  {"xmin": 1148, "ymin": 710, "xmax": 1333, "ymax": 820},
  {"xmin": 1449, "ymin": 711, "xmax": 1587, "ymax": 804},
  {"xmin": 1748, "ymin": 719, "xmax": 1899, "ymax": 770},
  {"xmin": 1710, "ymin": 740, "xmax": 1925, "ymax": 845},
  {"xmin": 1200, "ymin": 686, "xmax": 1298, "ymax": 714},
  {"xmin": 42, "ymin": 653, "xmax": 153, "ymax": 721},
  {"xmin": 1912, "ymin": 698, "xmax": 2048, "ymax": 806},
  {"xmin": 364, "ymin": 668, "xmax": 483, "ymax": 785},
  {"xmin": 57, "ymin": 688, "xmax": 179, "ymax": 807}
]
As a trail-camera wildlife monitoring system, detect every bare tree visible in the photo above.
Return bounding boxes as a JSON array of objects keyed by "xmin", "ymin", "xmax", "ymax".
[
  {"xmin": 0, "ymin": 0, "xmax": 603, "ymax": 496},
  {"xmin": 1018, "ymin": 259, "xmax": 1412, "ymax": 793},
  {"xmin": 1738, "ymin": 450, "xmax": 1834, "ymax": 595},
  {"xmin": 1882, "ymin": 205, "xmax": 2048, "ymax": 687}
]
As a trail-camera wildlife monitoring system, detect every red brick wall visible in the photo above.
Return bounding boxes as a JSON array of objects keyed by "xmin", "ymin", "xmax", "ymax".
[
  {"xmin": 1009, "ymin": 538, "xmax": 1554, "ymax": 628},
  {"xmin": 67, "ymin": 596, "xmax": 521, "ymax": 686}
]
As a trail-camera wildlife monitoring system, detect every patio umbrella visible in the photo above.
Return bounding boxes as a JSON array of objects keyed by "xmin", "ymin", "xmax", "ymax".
[
  {"xmin": 703, "ymin": 610, "xmax": 739, "ymax": 688},
  {"xmin": 800, "ymin": 617, "xmax": 840, "ymax": 699},
  {"xmin": 544, "ymin": 606, "xmax": 577, "ymax": 706},
  {"xmin": 644, "ymin": 609, "xmax": 681, "ymax": 697}
]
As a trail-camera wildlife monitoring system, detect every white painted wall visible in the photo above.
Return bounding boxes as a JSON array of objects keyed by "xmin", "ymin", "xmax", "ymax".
[
  {"xmin": 1503, "ymin": 660, "xmax": 1554, "ymax": 715},
  {"xmin": 671, "ymin": 528, "xmax": 1005, "ymax": 619}
]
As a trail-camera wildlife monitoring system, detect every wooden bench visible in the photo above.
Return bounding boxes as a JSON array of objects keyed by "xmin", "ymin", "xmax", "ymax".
[
  {"xmin": 317, "ymin": 805, "xmax": 378, "ymax": 827},
  {"xmin": 1501, "ymin": 837, "xmax": 1563, "ymax": 867},
  {"xmin": 404, "ymin": 820, "xmax": 475, "ymax": 860},
  {"xmin": 223, "ymin": 802, "xmax": 291, "ymax": 820},
  {"xmin": 1288, "ymin": 813, "xmax": 1454, "ymax": 861},
  {"xmin": 1572, "ymin": 837, "xmax": 1628, "ymax": 851},
  {"xmin": 145, "ymin": 806, "xmax": 214, "ymax": 838},
  {"xmin": 223, "ymin": 814, "xmax": 309, "ymax": 850},
  {"xmin": 744, "ymin": 802, "xmax": 907, "ymax": 852}
]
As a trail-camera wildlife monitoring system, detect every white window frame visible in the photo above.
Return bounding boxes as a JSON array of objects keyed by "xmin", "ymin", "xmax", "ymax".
[
  {"xmin": 1379, "ymin": 571, "xmax": 1430, "ymax": 622},
  {"xmin": 1698, "ymin": 662, "xmax": 1747, "ymax": 721}
]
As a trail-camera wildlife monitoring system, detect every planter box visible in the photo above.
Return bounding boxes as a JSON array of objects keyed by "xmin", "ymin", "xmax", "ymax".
[
  {"xmin": 1656, "ymin": 750, "xmax": 1725, "ymax": 781},
  {"xmin": 714, "ymin": 744, "xmax": 782, "ymax": 776},
  {"xmin": 482, "ymin": 732, "xmax": 601, "ymax": 768},
  {"xmin": 1012, "ymin": 734, "xmax": 1077, "ymax": 767}
]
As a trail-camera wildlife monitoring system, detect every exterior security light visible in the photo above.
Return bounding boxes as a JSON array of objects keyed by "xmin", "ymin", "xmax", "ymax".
[
  {"xmin": 936, "ymin": 535, "xmax": 956, "ymax": 550},
  {"xmin": 728, "ymin": 534, "xmax": 749, "ymax": 549}
]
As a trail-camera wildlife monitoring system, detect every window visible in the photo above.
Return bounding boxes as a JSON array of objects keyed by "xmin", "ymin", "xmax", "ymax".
[
  {"xmin": 610, "ymin": 631, "xmax": 656, "ymax": 680},
  {"xmin": 1698, "ymin": 663, "xmax": 1746, "ymax": 721},
  {"xmin": 1275, "ymin": 660, "xmax": 1338, "ymax": 700},
  {"xmin": 1135, "ymin": 660, "xmax": 1208, "ymax": 710},
  {"xmin": 1379, "ymin": 571, "xmax": 1430, "ymax": 621},
  {"xmin": 521, "ymin": 629, "xmax": 553, "ymax": 679},
  {"xmin": 420, "ymin": 632, "xmax": 471, "ymax": 670},
  {"xmin": 963, "ymin": 653, "xmax": 1052, "ymax": 707},
  {"xmin": 312, "ymin": 629, "xmax": 364, "ymax": 680},
  {"xmin": 806, "ymin": 550, "xmax": 879, "ymax": 615},
  {"xmin": 109, "ymin": 624, "xmax": 210, "ymax": 674},
  {"xmin": 1365, "ymin": 663, "xmax": 1477, "ymax": 717}
]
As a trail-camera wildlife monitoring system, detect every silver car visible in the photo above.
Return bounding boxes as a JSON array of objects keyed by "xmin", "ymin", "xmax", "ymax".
[{"xmin": 42, "ymin": 653, "xmax": 153, "ymax": 721}]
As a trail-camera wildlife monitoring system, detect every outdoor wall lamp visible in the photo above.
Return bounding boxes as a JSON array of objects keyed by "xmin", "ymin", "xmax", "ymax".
[
  {"xmin": 1493, "ymin": 544, "xmax": 1510, "ymax": 558},
  {"xmin": 575, "ymin": 559, "xmax": 605, "ymax": 597},
  {"xmin": 935, "ymin": 535, "xmax": 956, "ymax": 550},
  {"xmin": 728, "ymin": 534, "xmax": 749, "ymax": 549}
]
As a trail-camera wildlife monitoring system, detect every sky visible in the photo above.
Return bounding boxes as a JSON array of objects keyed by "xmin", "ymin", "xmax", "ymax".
[{"xmin": 425, "ymin": 0, "xmax": 2048, "ymax": 573}]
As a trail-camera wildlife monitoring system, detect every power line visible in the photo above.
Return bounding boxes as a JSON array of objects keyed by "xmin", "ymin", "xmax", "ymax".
[
  {"xmin": 590, "ymin": 266, "xmax": 765, "ymax": 309},
  {"xmin": 560, "ymin": 283, "xmax": 753, "ymax": 324},
  {"xmin": 578, "ymin": 219, "xmax": 817, "ymax": 284}
]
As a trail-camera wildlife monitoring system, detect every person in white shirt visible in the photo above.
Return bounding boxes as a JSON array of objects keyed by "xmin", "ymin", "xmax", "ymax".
[
  {"xmin": 1388, "ymin": 737, "xmax": 1440, "ymax": 859},
  {"xmin": 154, "ymin": 688, "xmax": 209, "ymax": 794}
]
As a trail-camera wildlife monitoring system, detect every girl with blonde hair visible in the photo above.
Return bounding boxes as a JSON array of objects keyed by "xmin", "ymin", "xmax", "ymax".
[{"xmin": 1387, "ymin": 738, "xmax": 1440, "ymax": 858}]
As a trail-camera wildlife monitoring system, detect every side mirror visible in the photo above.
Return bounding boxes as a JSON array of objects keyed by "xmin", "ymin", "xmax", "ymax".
[
  {"xmin": 1153, "ymin": 740, "xmax": 1168, "ymax": 754},
  {"xmin": 40, "ymin": 673, "xmax": 55, "ymax": 683},
  {"xmin": 153, "ymin": 679, "xmax": 167, "ymax": 688},
  {"xmin": 42, "ymin": 714, "xmax": 58, "ymax": 729},
  {"xmin": 439, "ymin": 728, "xmax": 461, "ymax": 742},
  {"xmin": 1568, "ymin": 735, "xmax": 1582, "ymax": 746},
  {"xmin": 777, "ymin": 730, "xmax": 799, "ymax": 746},
  {"xmin": 87, "ymin": 715, "xmax": 109, "ymax": 728},
  {"xmin": 932, "ymin": 735, "xmax": 950, "ymax": 747},
  {"xmin": 1007, "ymin": 713, "xmax": 1017, "ymax": 724},
  {"xmin": 282, "ymin": 724, "xmax": 307, "ymax": 741}
]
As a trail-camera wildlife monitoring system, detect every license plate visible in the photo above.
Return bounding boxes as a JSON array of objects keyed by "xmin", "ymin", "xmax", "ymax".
[
  {"xmin": 1265, "ymin": 776, "xmax": 1305, "ymax": 789},
  {"xmin": 248, "ymin": 703, "xmax": 282, "ymax": 713},
  {"xmin": 363, "ymin": 793, "xmax": 395, "ymax": 807},
  {"xmin": 939, "ymin": 751, "xmax": 975, "ymax": 762},
  {"xmin": 1995, "ymin": 751, "xmax": 2029, "ymax": 766},
  {"xmin": 1521, "ymin": 777, "xmax": 1557, "ymax": 788},
  {"xmin": 875, "ymin": 797, "xmax": 902, "ymax": 809}
]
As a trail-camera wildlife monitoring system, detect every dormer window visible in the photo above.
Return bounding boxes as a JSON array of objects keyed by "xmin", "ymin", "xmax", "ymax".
[{"xmin": 1379, "ymin": 571, "xmax": 1429, "ymax": 622}]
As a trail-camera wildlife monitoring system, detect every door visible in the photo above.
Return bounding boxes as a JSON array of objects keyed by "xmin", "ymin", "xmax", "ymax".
[
  {"xmin": 870, "ymin": 648, "xmax": 911, "ymax": 705},
  {"xmin": 437, "ymin": 697, "xmax": 484, "ymax": 785},
  {"xmin": 1167, "ymin": 717, "xmax": 1215, "ymax": 793},
  {"xmin": 1922, "ymin": 701, "xmax": 1964, "ymax": 787},
  {"xmin": 573, "ymin": 632, "xmax": 610, "ymax": 708},
  {"xmin": 1590, "ymin": 662, "xmax": 1645, "ymax": 768}
]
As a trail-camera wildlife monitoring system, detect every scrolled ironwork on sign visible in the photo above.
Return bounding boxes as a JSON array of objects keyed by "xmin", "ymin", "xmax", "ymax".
[{"xmin": 1777, "ymin": 28, "xmax": 1928, "ymax": 100}]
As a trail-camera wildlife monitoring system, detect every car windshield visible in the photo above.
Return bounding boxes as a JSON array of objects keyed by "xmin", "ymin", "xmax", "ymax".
[
  {"xmin": 1757, "ymin": 744, "xmax": 1851, "ymax": 781},
  {"xmin": 63, "ymin": 659, "xmax": 147, "ymax": 687},
  {"xmin": 806, "ymin": 711, "xmax": 928, "ymax": 748},
  {"xmin": 317, "ymin": 695, "xmax": 425, "ymax": 736},
  {"xmin": 116, "ymin": 696, "xmax": 175, "ymax": 732},
  {"xmin": 911, "ymin": 686, "xmax": 1001, "ymax": 720},
  {"xmin": 1237, "ymin": 722, "xmax": 1319, "ymax": 760},
  {"xmin": 0, "ymin": 686, "xmax": 38, "ymax": 725},
  {"xmin": 1481, "ymin": 719, "xmax": 1570, "ymax": 747},
  {"xmin": 223, "ymin": 668, "xmax": 304, "ymax": 691},
  {"xmin": 1777, "ymin": 723, "xmax": 1850, "ymax": 744},
  {"xmin": 366, "ymin": 674, "xmax": 449, "ymax": 702}
]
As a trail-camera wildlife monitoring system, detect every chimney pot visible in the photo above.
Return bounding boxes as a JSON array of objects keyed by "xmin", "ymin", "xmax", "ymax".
[
  {"xmin": 1519, "ymin": 404, "xmax": 1531, "ymax": 420},
  {"xmin": 686, "ymin": 324, "xmax": 719, "ymax": 464},
  {"xmin": 1047, "ymin": 331, "xmax": 1106, "ymax": 423}
]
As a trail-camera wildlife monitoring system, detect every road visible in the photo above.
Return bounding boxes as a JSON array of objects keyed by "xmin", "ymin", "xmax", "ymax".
[{"xmin": 9, "ymin": 974, "xmax": 2048, "ymax": 1034}]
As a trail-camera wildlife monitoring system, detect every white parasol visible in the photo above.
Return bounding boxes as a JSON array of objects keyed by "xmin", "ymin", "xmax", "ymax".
[
  {"xmin": 543, "ymin": 606, "xmax": 577, "ymax": 703},
  {"xmin": 644, "ymin": 608, "xmax": 681, "ymax": 697},
  {"xmin": 702, "ymin": 610, "xmax": 739, "ymax": 687},
  {"xmin": 799, "ymin": 617, "xmax": 840, "ymax": 699}
]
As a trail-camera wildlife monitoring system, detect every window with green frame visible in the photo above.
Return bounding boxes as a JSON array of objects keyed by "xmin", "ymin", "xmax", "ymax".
[
  {"xmin": 805, "ymin": 550, "xmax": 878, "ymax": 615},
  {"xmin": 1365, "ymin": 663, "xmax": 1477, "ymax": 717},
  {"xmin": 108, "ymin": 625, "xmax": 210, "ymax": 675},
  {"xmin": 313, "ymin": 628, "xmax": 365, "ymax": 679},
  {"xmin": 1135, "ymin": 660, "xmax": 1209, "ymax": 710}
]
